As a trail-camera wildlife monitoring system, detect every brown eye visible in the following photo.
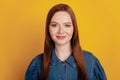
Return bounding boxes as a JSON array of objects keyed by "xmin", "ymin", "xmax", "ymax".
[
  {"xmin": 65, "ymin": 24, "xmax": 71, "ymax": 27},
  {"xmin": 51, "ymin": 23, "xmax": 57, "ymax": 27}
]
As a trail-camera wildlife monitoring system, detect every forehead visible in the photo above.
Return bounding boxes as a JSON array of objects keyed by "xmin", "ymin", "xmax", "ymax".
[{"xmin": 51, "ymin": 11, "xmax": 72, "ymax": 23}]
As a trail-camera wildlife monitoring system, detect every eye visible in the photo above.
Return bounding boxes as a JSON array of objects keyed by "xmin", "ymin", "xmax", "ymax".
[
  {"xmin": 50, "ymin": 23, "xmax": 57, "ymax": 27},
  {"xmin": 65, "ymin": 24, "xmax": 71, "ymax": 27}
]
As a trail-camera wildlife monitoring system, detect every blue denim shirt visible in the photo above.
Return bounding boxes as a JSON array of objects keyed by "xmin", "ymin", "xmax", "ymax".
[{"xmin": 25, "ymin": 49, "xmax": 107, "ymax": 80}]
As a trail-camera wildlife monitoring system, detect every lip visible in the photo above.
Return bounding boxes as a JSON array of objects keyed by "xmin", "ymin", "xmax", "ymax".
[{"xmin": 56, "ymin": 36, "xmax": 66, "ymax": 40}]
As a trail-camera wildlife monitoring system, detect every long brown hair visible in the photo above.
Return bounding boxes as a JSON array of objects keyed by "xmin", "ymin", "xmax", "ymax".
[{"xmin": 40, "ymin": 4, "xmax": 88, "ymax": 80}]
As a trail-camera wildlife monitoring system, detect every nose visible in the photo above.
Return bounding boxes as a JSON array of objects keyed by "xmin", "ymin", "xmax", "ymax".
[{"xmin": 58, "ymin": 25, "xmax": 64, "ymax": 34}]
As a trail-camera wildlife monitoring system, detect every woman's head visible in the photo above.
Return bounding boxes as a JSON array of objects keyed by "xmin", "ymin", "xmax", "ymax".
[
  {"xmin": 45, "ymin": 4, "xmax": 79, "ymax": 48},
  {"xmin": 49, "ymin": 11, "xmax": 74, "ymax": 46}
]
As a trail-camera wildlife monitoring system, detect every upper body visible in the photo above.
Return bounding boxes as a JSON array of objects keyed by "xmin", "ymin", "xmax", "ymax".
[
  {"xmin": 25, "ymin": 3, "xmax": 107, "ymax": 80},
  {"xmin": 25, "ymin": 49, "xmax": 107, "ymax": 80}
]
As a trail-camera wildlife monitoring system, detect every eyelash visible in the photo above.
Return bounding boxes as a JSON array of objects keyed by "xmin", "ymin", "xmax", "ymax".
[
  {"xmin": 51, "ymin": 24, "xmax": 57, "ymax": 27},
  {"xmin": 65, "ymin": 24, "xmax": 71, "ymax": 27},
  {"xmin": 50, "ymin": 24, "xmax": 71, "ymax": 27}
]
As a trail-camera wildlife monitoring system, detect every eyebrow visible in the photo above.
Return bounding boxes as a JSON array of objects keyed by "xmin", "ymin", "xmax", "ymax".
[
  {"xmin": 64, "ymin": 22, "xmax": 72, "ymax": 24},
  {"xmin": 50, "ymin": 21, "xmax": 57, "ymax": 23},
  {"xmin": 50, "ymin": 21, "xmax": 72, "ymax": 24}
]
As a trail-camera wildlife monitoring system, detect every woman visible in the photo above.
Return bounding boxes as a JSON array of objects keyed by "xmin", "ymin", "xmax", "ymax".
[{"xmin": 25, "ymin": 4, "xmax": 107, "ymax": 80}]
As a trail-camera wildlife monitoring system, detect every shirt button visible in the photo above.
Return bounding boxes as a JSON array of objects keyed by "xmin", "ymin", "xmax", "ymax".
[
  {"xmin": 61, "ymin": 62, "xmax": 66, "ymax": 67},
  {"xmin": 62, "ymin": 63, "xmax": 66, "ymax": 66}
]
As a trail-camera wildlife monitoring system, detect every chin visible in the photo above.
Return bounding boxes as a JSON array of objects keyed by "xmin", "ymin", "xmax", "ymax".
[{"xmin": 55, "ymin": 41, "xmax": 70, "ymax": 46}]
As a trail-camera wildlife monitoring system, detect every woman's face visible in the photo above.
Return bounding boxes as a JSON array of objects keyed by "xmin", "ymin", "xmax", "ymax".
[{"xmin": 49, "ymin": 11, "xmax": 74, "ymax": 46}]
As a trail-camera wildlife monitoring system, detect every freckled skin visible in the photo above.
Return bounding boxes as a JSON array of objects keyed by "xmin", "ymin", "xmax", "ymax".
[{"xmin": 49, "ymin": 11, "xmax": 74, "ymax": 46}]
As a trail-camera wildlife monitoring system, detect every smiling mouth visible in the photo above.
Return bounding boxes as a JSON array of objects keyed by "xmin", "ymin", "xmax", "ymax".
[{"xmin": 56, "ymin": 36, "xmax": 66, "ymax": 40}]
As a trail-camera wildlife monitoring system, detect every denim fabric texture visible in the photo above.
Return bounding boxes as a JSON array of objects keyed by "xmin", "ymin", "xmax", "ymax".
[{"xmin": 25, "ymin": 48, "xmax": 107, "ymax": 80}]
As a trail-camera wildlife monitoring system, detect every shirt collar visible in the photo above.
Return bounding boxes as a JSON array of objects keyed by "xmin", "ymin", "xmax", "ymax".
[{"xmin": 51, "ymin": 48, "xmax": 76, "ymax": 67}]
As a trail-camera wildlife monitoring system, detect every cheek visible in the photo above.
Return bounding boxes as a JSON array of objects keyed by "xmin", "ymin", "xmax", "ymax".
[
  {"xmin": 49, "ymin": 30, "xmax": 55, "ymax": 36},
  {"xmin": 49, "ymin": 27, "xmax": 53, "ymax": 36},
  {"xmin": 67, "ymin": 28, "xmax": 74, "ymax": 36},
  {"xmin": 49, "ymin": 31, "xmax": 54, "ymax": 38},
  {"xmin": 49, "ymin": 29, "xmax": 56, "ymax": 39}
]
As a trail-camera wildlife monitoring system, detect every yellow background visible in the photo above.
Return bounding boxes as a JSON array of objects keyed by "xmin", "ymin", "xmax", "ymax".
[{"xmin": 0, "ymin": 0, "xmax": 120, "ymax": 80}]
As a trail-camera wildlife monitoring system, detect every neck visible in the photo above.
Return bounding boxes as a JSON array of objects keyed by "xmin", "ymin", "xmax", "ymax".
[{"xmin": 55, "ymin": 43, "xmax": 72, "ymax": 61}]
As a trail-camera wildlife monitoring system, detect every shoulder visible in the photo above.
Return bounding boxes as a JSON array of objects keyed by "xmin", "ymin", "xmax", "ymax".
[
  {"xmin": 83, "ymin": 50, "xmax": 100, "ymax": 69},
  {"xmin": 83, "ymin": 50, "xmax": 104, "ymax": 68},
  {"xmin": 25, "ymin": 53, "xmax": 43, "ymax": 80},
  {"xmin": 83, "ymin": 50, "xmax": 107, "ymax": 80},
  {"xmin": 33, "ymin": 53, "xmax": 43, "ymax": 63},
  {"xmin": 26, "ymin": 53, "xmax": 43, "ymax": 70},
  {"xmin": 28, "ymin": 53, "xmax": 43, "ymax": 67},
  {"xmin": 83, "ymin": 50, "xmax": 97, "ymax": 62}
]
